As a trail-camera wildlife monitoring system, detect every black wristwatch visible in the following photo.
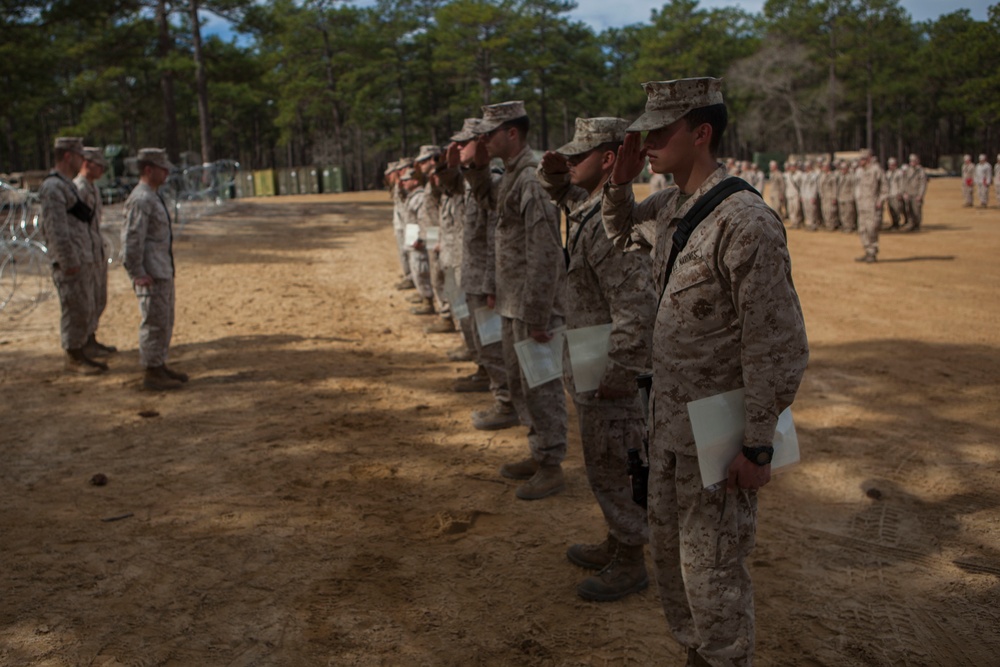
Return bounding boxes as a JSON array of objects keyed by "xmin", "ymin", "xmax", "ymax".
[{"xmin": 742, "ymin": 445, "xmax": 774, "ymax": 466}]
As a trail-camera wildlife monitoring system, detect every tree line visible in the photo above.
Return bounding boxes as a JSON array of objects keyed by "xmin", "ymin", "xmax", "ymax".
[{"xmin": 3, "ymin": 0, "xmax": 999, "ymax": 190}]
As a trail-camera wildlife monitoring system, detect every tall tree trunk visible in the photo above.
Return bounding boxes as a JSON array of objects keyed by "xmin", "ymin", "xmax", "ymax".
[
  {"xmin": 828, "ymin": 26, "xmax": 837, "ymax": 155},
  {"xmin": 319, "ymin": 27, "xmax": 345, "ymax": 169},
  {"xmin": 396, "ymin": 68, "xmax": 408, "ymax": 157},
  {"xmin": 538, "ymin": 76, "xmax": 548, "ymax": 150},
  {"xmin": 156, "ymin": 0, "xmax": 180, "ymax": 163},
  {"xmin": 189, "ymin": 0, "xmax": 213, "ymax": 164}
]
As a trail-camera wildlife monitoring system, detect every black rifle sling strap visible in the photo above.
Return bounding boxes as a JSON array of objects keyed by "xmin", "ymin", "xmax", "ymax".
[
  {"xmin": 658, "ymin": 178, "xmax": 760, "ymax": 305},
  {"xmin": 563, "ymin": 202, "xmax": 601, "ymax": 268},
  {"xmin": 44, "ymin": 173, "xmax": 94, "ymax": 224}
]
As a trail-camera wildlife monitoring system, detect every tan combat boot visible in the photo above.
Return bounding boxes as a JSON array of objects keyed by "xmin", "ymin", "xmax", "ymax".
[
  {"xmin": 566, "ymin": 534, "xmax": 618, "ymax": 571},
  {"xmin": 515, "ymin": 464, "xmax": 565, "ymax": 500},
  {"xmin": 143, "ymin": 365, "xmax": 184, "ymax": 391},
  {"xmin": 473, "ymin": 401, "xmax": 521, "ymax": 430},
  {"xmin": 575, "ymin": 542, "xmax": 648, "ymax": 601},
  {"xmin": 453, "ymin": 366, "xmax": 490, "ymax": 393},
  {"xmin": 395, "ymin": 277, "xmax": 415, "ymax": 290},
  {"xmin": 425, "ymin": 317, "xmax": 456, "ymax": 334},
  {"xmin": 65, "ymin": 348, "xmax": 108, "ymax": 375},
  {"xmin": 163, "ymin": 365, "xmax": 189, "ymax": 383},
  {"xmin": 499, "ymin": 456, "xmax": 538, "ymax": 480},
  {"xmin": 446, "ymin": 346, "xmax": 474, "ymax": 362},
  {"xmin": 84, "ymin": 333, "xmax": 117, "ymax": 358},
  {"xmin": 409, "ymin": 297, "xmax": 435, "ymax": 315}
]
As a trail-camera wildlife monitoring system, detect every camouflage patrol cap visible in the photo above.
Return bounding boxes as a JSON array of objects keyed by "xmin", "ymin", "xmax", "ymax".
[
  {"xmin": 83, "ymin": 147, "xmax": 109, "ymax": 169},
  {"xmin": 979, "ymin": 153, "xmax": 988, "ymax": 161},
  {"xmin": 398, "ymin": 157, "xmax": 415, "ymax": 169},
  {"xmin": 555, "ymin": 117, "xmax": 629, "ymax": 157},
  {"xmin": 54, "ymin": 137, "xmax": 86, "ymax": 156},
  {"xmin": 383, "ymin": 160, "xmax": 398, "ymax": 176},
  {"xmin": 450, "ymin": 118, "xmax": 483, "ymax": 143},
  {"xmin": 476, "ymin": 101, "xmax": 528, "ymax": 134},
  {"xmin": 627, "ymin": 78, "xmax": 724, "ymax": 133},
  {"xmin": 136, "ymin": 148, "xmax": 173, "ymax": 171},
  {"xmin": 415, "ymin": 145, "xmax": 442, "ymax": 163},
  {"xmin": 400, "ymin": 167, "xmax": 417, "ymax": 180}
]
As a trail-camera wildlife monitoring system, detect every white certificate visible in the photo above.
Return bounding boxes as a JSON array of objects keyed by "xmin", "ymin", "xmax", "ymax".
[
  {"xmin": 687, "ymin": 388, "xmax": 799, "ymax": 488},
  {"xmin": 474, "ymin": 307, "xmax": 502, "ymax": 345},
  {"xmin": 404, "ymin": 223, "xmax": 420, "ymax": 246},
  {"xmin": 565, "ymin": 323, "xmax": 613, "ymax": 394},
  {"xmin": 514, "ymin": 328, "xmax": 566, "ymax": 389}
]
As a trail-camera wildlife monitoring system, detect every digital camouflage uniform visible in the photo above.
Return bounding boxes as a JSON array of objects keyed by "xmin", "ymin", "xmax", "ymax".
[
  {"xmin": 818, "ymin": 166, "xmax": 839, "ymax": 230},
  {"xmin": 40, "ymin": 165, "xmax": 98, "ymax": 351},
  {"xmin": 902, "ymin": 157, "xmax": 927, "ymax": 230},
  {"xmin": 435, "ymin": 168, "xmax": 472, "ymax": 338},
  {"xmin": 975, "ymin": 156, "xmax": 992, "ymax": 207},
  {"xmin": 836, "ymin": 164, "xmax": 857, "ymax": 233},
  {"xmin": 994, "ymin": 155, "xmax": 1000, "ymax": 204},
  {"xmin": 444, "ymin": 119, "xmax": 510, "ymax": 401},
  {"xmin": 885, "ymin": 162, "xmax": 906, "ymax": 228},
  {"xmin": 122, "ymin": 179, "xmax": 176, "ymax": 368},
  {"xmin": 855, "ymin": 158, "xmax": 887, "ymax": 261},
  {"xmin": 961, "ymin": 157, "xmax": 974, "ymax": 207},
  {"xmin": 765, "ymin": 164, "xmax": 785, "ymax": 220},
  {"xmin": 784, "ymin": 167, "xmax": 803, "ymax": 228},
  {"xmin": 466, "ymin": 131, "xmax": 568, "ymax": 468},
  {"xmin": 604, "ymin": 79, "xmax": 809, "ymax": 667},
  {"xmin": 537, "ymin": 117, "xmax": 653, "ymax": 549},
  {"xmin": 746, "ymin": 166, "xmax": 765, "ymax": 196},
  {"xmin": 416, "ymin": 146, "xmax": 448, "ymax": 314},
  {"xmin": 388, "ymin": 160, "xmax": 412, "ymax": 281},
  {"xmin": 799, "ymin": 165, "xmax": 820, "ymax": 230},
  {"xmin": 74, "ymin": 167, "xmax": 108, "ymax": 338},
  {"xmin": 403, "ymin": 179, "xmax": 431, "ymax": 300}
]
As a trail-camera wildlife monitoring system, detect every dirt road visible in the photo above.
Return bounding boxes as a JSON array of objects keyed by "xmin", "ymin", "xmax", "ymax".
[{"xmin": 1, "ymin": 178, "xmax": 997, "ymax": 666}]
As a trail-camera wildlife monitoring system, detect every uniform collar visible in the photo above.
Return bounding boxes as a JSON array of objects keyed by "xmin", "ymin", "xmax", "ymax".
[
  {"xmin": 568, "ymin": 186, "xmax": 604, "ymax": 222},
  {"xmin": 504, "ymin": 145, "xmax": 534, "ymax": 172},
  {"xmin": 672, "ymin": 164, "xmax": 728, "ymax": 220}
]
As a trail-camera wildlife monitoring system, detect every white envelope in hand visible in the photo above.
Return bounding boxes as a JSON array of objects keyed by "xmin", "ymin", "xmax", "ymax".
[
  {"xmin": 687, "ymin": 388, "xmax": 799, "ymax": 488},
  {"xmin": 474, "ymin": 307, "xmax": 502, "ymax": 345},
  {"xmin": 565, "ymin": 323, "xmax": 613, "ymax": 394},
  {"xmin": 404, "ymin": 223, "xmax": 420, "ymax": 246},
  {"xmin": 514, "ymin": 328, "xmax": 566, "ymax": 389}
]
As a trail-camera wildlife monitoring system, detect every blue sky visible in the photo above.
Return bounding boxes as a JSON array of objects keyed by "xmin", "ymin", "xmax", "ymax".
[
  {"xmin": 203, "ymin": 1, "xmax": 993, "ymax": 41},
  {"xmin": 571, "ymin": 1, "xmax": 990, "ymax": 29}
]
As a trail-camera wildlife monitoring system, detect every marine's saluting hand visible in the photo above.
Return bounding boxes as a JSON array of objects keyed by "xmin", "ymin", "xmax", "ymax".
[{"xmin": 611, "ymin": 132, "xmax": 646, "ymax": 187}]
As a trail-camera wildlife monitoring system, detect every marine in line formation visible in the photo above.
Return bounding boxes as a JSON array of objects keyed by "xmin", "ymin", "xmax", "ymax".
[{"xmin": 385, "ymin": 77, "xmax": 809, "ymax": 667}]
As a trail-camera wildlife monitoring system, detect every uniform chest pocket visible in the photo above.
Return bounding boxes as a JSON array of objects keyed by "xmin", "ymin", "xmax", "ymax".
[{"xmin": 667, "ymin": 256, "xmax": 714, "ymax": 295}]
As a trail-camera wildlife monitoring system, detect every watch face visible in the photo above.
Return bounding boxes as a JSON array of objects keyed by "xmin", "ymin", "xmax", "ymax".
[{"xmin": 756, "ymin": 450, "xmax": 772, "ymax": 465}]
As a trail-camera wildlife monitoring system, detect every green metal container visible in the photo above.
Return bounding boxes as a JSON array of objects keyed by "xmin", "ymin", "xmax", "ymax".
[
  {"xmin": 234, "ymin": 171, "xmax": 254, "ymax": 198},
  {"xmin": 300, "ymin": 167, "xmax": 320, "ymax": 194},
  {"xmin": 320, "ymin": 166, "xmax": 343, "ymax": 194},
  {"xmin": 252, "ymin": 169, "xmax": 276, "ymax": 197}
]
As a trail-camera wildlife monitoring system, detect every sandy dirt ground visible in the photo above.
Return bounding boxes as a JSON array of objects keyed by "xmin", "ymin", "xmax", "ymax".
[{"xmin": 1, "ymin": 177, "xmax": 998, "ymax": 667}]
